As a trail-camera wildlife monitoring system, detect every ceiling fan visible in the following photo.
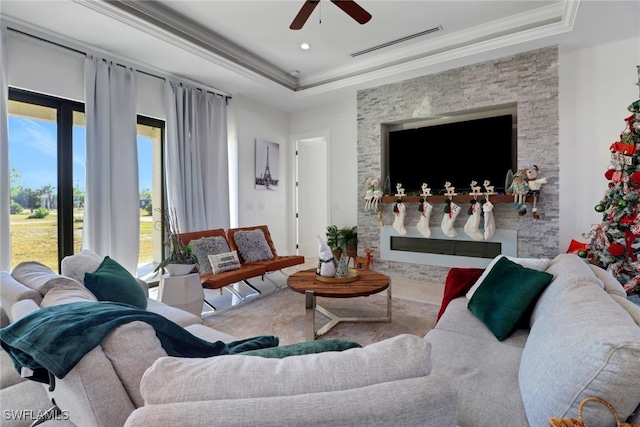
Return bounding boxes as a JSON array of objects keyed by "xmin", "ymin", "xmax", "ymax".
[{"xmin": 290, "ymin": 0, "xmax": 372, "ymax": 30}]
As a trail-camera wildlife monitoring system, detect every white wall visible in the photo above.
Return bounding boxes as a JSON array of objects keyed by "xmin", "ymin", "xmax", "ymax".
[
  {"xmin": 230, "ymin": 95, "xmax": 292, "ymax": 254},
  {"xmin": 559, "ymin": 36, "xmax": 640, "ymax": 252},
  {"xmin": 289, "ymin": 97, "xmax": 358, "ymax": 229}
]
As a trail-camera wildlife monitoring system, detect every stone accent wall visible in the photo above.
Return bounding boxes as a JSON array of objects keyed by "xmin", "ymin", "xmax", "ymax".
[{"xmin": 357, "ymin": 46, "xmax": 559, "ymax": 283}]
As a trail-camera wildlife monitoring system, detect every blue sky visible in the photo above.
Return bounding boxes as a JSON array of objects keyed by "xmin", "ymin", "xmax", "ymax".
[{"xmin": 9, "ymin": 116, "xmax": 153, "ymax": 193}]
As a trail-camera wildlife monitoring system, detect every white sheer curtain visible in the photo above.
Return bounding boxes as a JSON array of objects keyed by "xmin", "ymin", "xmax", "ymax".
[
  {"xmin": 84, "ymin": 56, "xmax": 139, "ymax": 273},
  {"xmin": 0, "ymin": 27, "xmax": 11, "ymax": 271},
  {"xmin": 164, "ymin": 81, "xmax": 230, "ymax": 232}
]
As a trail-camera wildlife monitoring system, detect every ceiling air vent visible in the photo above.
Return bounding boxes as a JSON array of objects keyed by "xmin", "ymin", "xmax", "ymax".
[{"xmin": 350, "ymin": 25, "xmax": 443, "ymax": 57}]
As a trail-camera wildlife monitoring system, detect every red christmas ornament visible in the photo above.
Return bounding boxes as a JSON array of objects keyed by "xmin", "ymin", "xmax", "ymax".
[
  {"xmin": 630, "ymin": 171, "xmax": 640, "ymax": 189},
  {"xmin": 604, "ymin": 169, "xmax": 615, "ymax": 181},
  {"xmin": 607, "ymin": 243, "xmax": 625, "ymax": 257}
]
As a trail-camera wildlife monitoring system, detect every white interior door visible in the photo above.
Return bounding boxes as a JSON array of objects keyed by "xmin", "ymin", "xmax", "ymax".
[{"xmin": 296, "ymin": 136, "xmax": 329, "ymax": 258}]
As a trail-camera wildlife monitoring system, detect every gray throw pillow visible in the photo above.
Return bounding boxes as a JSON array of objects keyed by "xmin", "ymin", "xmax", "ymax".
[
  {"xmin": 234, "ymin": 229, "xmax": 273, "ymax": 263},
  {"xmin": 190, "ymin": 236, "xmax": 231, "ymax": 275}
]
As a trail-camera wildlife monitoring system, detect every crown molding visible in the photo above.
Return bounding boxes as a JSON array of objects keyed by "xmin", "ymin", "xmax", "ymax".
[{"xmin": 73, "ymin": 0, "xmax": 298, "ymax": 90}]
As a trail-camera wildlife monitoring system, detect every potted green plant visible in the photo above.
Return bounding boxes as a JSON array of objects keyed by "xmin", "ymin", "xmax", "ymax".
[
  {"xmin": 338, "ymin": 226, "xmax": 358, "ymax": 259},
  {"xmin": 154, "ymin": 208, "xmax": 199, "ymax": 276},
  {"xmin": 325, "ymin": 225, "xmax": 342, "ymax": 260}
]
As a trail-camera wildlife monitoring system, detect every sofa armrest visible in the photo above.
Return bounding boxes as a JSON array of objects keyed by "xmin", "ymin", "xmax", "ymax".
[
  {"xmin": 11, "ymin": 299, "xmax": 41, "ymax": 321},
  {"xmin": 125, "ymin": 374, "xmax": 458, "ymax": 427}
]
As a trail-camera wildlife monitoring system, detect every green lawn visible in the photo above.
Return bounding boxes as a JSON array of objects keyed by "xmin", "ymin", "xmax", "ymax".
[{"xmin": 10, "ymin": 210, "xmax": 155, "ymax": 273}]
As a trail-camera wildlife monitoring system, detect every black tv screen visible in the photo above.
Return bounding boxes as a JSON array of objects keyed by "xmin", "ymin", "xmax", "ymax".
[{"xmin": 386, "ymin": 114, "xmax": 515, "ymax": 194}]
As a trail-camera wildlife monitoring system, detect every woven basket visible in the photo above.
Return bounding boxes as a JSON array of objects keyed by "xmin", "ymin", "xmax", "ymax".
[{"xmin": 549, "ymin": 397, "xmax": 640, "ymax": 427}]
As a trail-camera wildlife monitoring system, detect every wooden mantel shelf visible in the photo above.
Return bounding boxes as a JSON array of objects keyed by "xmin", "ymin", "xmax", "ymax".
[{"xmin": 380, "ymin": 194, "xmax": 533, "ymax": 204}]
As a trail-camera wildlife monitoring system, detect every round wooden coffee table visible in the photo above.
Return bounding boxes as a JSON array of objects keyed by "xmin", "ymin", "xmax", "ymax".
[{"xmin": 287, "ymin": 269, "xmax": 391, "ymax": 340}]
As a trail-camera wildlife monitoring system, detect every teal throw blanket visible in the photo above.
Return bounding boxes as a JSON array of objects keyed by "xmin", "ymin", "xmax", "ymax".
[{"xmin": 0, "ymin": 301, "xmax": 278, "ymax": 390}]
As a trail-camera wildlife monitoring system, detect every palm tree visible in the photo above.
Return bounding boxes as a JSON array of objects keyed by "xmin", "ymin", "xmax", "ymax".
[{"xmin": 39, "ymin": 184, "xmax": 55, "ymax": 210}]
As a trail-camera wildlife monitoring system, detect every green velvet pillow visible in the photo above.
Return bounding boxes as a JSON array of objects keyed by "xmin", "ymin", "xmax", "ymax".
[
  {"xmin": 84, "ymin": 256, "xmax": 147, "ymax": 310},
  {"xmin": 467, "ymin": 256, "xmax": 553, "ymax": 341},
  {"xmin": 240, "ymin": 339, "xmax": 361, "ymax": 358}
]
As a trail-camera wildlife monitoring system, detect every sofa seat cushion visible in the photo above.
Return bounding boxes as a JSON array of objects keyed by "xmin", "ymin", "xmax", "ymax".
[
  {"xmin": 425, "ymin": 327, "xmax": 528, "ymax": 427},
  {"xmin": 145, "ymin": 299, "xmax": 202, "ymax": 327},
  {"xmin": 1, "ymin": 348, "xmax": 26, "ymax": 389},
  {"xmin": 184, "ymin": 324, "xmax": 238, "ymax": 343},
  {"xmin": 199, "ymin": 263, "xmax": 267, "ymax": 289},
  {"xmin": 434, "ymin": 297, "xmax": 529, "ymax": 348},
  {"xmin": 139, "ymin": 334, "xmax": 432, "ymax": 404},
  {"xmin": 245, "ymin": 255, "xmax": 306, "ymax": 273},
  {"xmin": 519, "ymin": 254, "xmax": 640, "ymax": 426}
]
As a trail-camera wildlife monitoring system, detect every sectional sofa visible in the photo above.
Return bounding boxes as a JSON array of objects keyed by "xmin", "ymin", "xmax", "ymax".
[
  {"xmin": 2, "ymin": 248, "xmax": 639, "ymax": 426},
  {"xmin": 427, "ymin": 253, "xmax": 640, "ymax": 426},
  {"xmin": 0, "ymin": 250, "xmax": 456, "ymax": 427}
]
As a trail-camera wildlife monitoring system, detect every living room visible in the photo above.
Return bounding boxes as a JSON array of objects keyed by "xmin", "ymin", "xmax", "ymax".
[{"xmin": 1, "ymin": 2, "xmax": 640, "ymax": 426}]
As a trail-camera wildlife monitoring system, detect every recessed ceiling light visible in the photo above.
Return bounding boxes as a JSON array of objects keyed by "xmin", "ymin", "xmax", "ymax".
[{"xmin": 300, "ymin": 42, "xmax": 310, "ymax": 50}]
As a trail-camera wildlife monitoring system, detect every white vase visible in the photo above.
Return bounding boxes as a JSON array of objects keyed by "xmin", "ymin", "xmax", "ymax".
[{"xmin": 166, "ymin": 263, "xmax": 195, "ymax": 276}]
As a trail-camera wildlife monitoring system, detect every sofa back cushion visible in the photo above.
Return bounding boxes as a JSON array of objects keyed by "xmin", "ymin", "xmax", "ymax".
[
  {"xmin": 40, "ymin": 283, "xmax": 98, "ymax": 307},
  {"xmin": 60, "ymin": 249, "xmax": 103, "ymax": 284},
  {"xmin": 11, "ymin": 261, "xmax": 82, "ymax": 297},
  {"xmin": 519, "ymin": 254, "xmax": 640, "ymax": 426}
]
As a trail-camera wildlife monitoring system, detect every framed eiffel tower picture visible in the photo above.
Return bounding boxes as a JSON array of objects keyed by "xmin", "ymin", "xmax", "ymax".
[{"xmin": 255, "ymin": 139, "xmax": 280, "ymax": 190}]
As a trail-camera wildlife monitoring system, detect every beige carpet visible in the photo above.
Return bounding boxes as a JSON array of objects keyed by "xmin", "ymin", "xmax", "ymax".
[{"xmin": 202, "ymin": 288, "xmax": 439, "ymax": 346}]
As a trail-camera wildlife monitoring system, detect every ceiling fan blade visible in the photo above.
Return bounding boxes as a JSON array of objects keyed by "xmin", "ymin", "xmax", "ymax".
[
  {"xmin": 290, "ymin": 1, "xmax": 320, "ymax": 30},
  {"xmin": 330, "ymin": 0, "xmax": 372, "ymax": 25}
]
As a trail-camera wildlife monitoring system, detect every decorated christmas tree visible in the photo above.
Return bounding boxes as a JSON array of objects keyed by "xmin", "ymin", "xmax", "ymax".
[{"xmin": 580, "ymin": 95, "xmax": 640, "ymax": 297}]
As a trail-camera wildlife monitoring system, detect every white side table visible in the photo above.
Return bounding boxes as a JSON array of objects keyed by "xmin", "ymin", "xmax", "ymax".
[{"xmin": 158, "ymin": 273, "xmax": 204, "ymax": 317}]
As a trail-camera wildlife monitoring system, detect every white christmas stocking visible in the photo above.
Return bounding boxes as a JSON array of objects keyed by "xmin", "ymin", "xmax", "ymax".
[
  {"xmin": 441, "ymin": 200, "xmax": 460, "ymax": 238},
  {"xmin": 417, "ymin": 200, "xmax": 433, "ymax": 238},
  {"xmin": 464, "ymin": 201, "xmax": 484, "ymax": 241},
  {"xmin": 393, "ymin": 201, "xmax": 407, "ymax": 235},
  {"xmin": 483, "ymin": 200, "xmax": 496, "ymax": 240}
]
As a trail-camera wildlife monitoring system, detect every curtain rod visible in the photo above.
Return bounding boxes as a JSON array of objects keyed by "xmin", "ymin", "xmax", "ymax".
[{"xmin": 7, "ymin": 26, "xmax": 232, "ymax": 100}]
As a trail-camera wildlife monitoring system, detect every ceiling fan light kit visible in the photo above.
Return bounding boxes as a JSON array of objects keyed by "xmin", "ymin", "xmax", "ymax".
[{"xmin": 290, "ymin": 0, "xmax": 372, "ymax": 30}]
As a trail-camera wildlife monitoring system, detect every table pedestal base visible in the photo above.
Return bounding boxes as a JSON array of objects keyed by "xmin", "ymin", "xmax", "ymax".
[{"xmin": 304, "ymin": 284, "xmax": 392, "ymax": 341}]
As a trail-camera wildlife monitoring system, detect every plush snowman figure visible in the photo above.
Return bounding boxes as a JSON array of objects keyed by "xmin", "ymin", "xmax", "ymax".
[{"xmin": 316, "ymin": 235, "xmax": 337, "ymax": 277}]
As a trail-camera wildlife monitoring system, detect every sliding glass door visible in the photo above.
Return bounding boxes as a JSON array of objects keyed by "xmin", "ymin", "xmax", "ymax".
[{"xmin": 8, "ymin": 88, "xmax": 164, "ymax": 275}]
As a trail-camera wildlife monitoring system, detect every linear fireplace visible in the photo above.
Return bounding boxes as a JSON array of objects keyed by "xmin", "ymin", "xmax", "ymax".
[{"xmin": 380, "ymin": 226, "xmax": 517, "ymax": 269}]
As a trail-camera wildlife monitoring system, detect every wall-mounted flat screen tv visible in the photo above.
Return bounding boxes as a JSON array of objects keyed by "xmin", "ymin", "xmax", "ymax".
[{"xmin": 384, "ymin": 113, "xmax": 516, "ymax": 194}]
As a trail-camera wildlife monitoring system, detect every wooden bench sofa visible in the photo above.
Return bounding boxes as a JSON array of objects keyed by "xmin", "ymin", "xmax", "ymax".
[{"xmin": 179, "ymin": 225, "xmax": 305, "ymax": 299}]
